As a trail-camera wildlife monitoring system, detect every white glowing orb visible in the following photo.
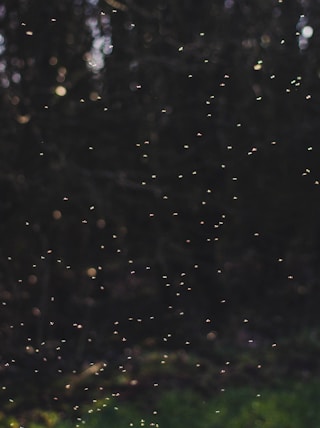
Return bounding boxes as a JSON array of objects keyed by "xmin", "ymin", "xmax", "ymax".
[
  {"xmin": 302, "ymin": 26, "xmax": 314, "ymax": 39},
  {"xmin": 55, "ymin": 86, "xmax": 67, "ymax": 96}
]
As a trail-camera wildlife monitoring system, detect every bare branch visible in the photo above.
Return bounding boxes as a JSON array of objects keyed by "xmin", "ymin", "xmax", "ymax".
[{"xmin": 104, "ymin": 0, "xmax": 128, "ymax": 12}]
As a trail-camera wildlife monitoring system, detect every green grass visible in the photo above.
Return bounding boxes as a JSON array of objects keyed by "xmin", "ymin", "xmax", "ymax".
[
  {"xmin": 74, "ymin": 381, "xmax": 320, "ymax": 428},
  {"xmin": 3, "ymin": 380, "xmax": 320, "ymax": 427}
]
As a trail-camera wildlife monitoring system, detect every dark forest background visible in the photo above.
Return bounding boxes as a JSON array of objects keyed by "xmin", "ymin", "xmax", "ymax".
[{"xmin": 1, "ymin": 0, "xmax": 320, "ymax": 422}]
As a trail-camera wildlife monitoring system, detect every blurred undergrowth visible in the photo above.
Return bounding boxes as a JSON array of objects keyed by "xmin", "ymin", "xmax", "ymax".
[
  {"xmin": 3, "ymin": 330, "xmax": 320, "ymax": 427},
  {"xmin": 3, "ymin": 380, "xmax": 320, "ymax": 428}
]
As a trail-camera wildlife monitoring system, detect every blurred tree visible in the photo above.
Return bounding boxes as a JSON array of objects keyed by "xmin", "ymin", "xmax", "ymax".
[{"xmin": 1, "ymin": 0, "xmax": 320, "ymax": 392}]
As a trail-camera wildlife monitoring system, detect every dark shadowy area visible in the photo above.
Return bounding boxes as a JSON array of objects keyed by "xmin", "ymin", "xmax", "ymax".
[{"xmin": 1, "ymin": 0, "xmax": 320, "ymax": 422}]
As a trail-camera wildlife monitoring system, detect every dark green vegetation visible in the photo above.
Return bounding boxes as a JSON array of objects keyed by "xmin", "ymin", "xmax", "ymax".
[
  {"xmin": 3, "ymin": 381, "xmax": 320, "ymax": 427},
  {"xmin": 1, "ymin": 0, "xmax": 320, "ymax": 425},
  {"xmin": 79, "ymin": 382, "xmax": 320, "ymax": 428}
]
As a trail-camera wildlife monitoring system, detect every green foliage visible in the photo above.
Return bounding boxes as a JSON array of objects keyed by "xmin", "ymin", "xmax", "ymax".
[
  {"xmin": 2, "ymin": 381, "xmax": 320, "ymax": 427},
  {"xmin": 225, "ymin": 384, "xmax": 320, "ymax": 428},
  {"xmin": 77, "ymin": 382, "xmax": 320, "ymax": 428},
  {"xmin": 1, "ymin": 410, "xmax": 67, "ymax": 428}
]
